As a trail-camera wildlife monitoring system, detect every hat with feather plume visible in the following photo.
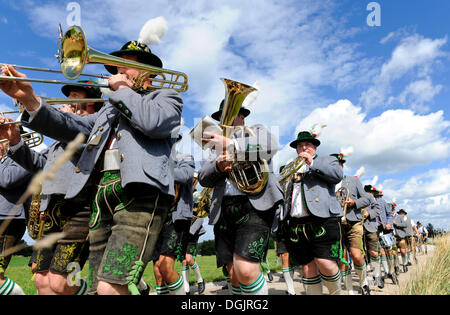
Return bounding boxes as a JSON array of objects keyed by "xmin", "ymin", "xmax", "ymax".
[{"xmin": 105, "ymin": 16, "xmax": 167, "ymax": 74}]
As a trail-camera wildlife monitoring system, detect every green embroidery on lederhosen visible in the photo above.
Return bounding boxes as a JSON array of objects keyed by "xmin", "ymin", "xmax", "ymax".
[
  {"xmin": 330, "ymin": 241, "xmax": 340, "ymax": 258},
  {"xmin": 89, "ymin": 186, "xmax": 104, "ymax": 230},
  {"xmin": 52, "ymin": 243, "xmax": 78, "ymax": 273},
  {"xmin": 248, "ymin": 237, "xmax": 266, "ymax": 261},
  {"xmin": 189, "ymin": 245, "xmax": 197, "ymax": 257},
  {"xmin": 103, "ymin": 244, "xmax": 139, "ymax": 275},
  {"xmin": 167, "ymin": 232, "xmax": 179, "ymax": 250},
  {"xmin": 111, "ymin": 180, "xmax": 134, "ymax": 213},
  {"xmin": 88, "ymin": 265, "xmax": 94, "ymax": 288}
]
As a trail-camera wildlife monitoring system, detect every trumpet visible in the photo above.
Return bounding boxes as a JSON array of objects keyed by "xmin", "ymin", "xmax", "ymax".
[{"xmin": 0, "ymin": 131, "xmax": 43, "ymax": 148}]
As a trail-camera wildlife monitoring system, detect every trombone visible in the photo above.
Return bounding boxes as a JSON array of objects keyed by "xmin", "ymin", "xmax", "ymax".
[
  {"xmin": 58, "ymin": 25, "xmax": 189, "ymax": 92},
  {"xmin": 0, "ymin": 96, "xmax": 107, "ymax": 126},
  {"xmin": 0, "ymin": 131, "xmax": 43, "ymax": 148},
  {"xmin": 1, "ymin": 25, "xmax": 188, "ymax": 92}
]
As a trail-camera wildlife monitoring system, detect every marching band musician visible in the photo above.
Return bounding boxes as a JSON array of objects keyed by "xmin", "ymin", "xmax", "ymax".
[
  {"xmin": 389, "ymin": 203, "xmax": 401, "ymax": 277},
  {"xmin": 372, "ymin": 189, "xmax": 396, "ymax": 288},
  {"xmin": 152, "ymin": 136, "xmax": 195, "ymax": 296},
  {"xmin": 282, "ymin": 130, "xmax": 344, "ymax": 295},
  {"xmin": 393, "ymin": 209, "xmax": 409, "ymax": 273},
  {"xmin": 331, "ymin": 151, "xmax": 372, "ymax": 295},
  {"xmin": 0, "ymin": 136, "xmax": 32, "ymax": 295},
  {"xmin": 362, "ymin": 185, "xmax": 383, "ymax": 289},
  {"xmin": 198, "ymin": 100, "xmax": 283, "ymax": 295},
  {"xmin": 0, "ymin": 25, "xmax": 183, "ymax": 296},
  {"xmin": 2, "ymin": 81, "xmax": 102, "ymax": 295}
]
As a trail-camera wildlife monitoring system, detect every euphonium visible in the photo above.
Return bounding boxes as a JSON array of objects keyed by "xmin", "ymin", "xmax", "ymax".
[
  {"xmin": 220, "ymin": 78, "xmax": 268, "ymax": 195},
  {"xmin": 193, "ymin": 187, "xmax": 213, "ymax": 219},
  {"xmin": 336, "ymin": 186, "xmax": 350, "ymax": 225},
  {"xmin": 192, "ymin": 172, "xmax": 211, "ymax": 219}
]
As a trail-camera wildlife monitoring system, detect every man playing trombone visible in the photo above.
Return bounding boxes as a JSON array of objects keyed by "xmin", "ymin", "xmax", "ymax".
[
  {"xmin": 0, "ymin": 29, "xmax": 183, "ymax": 295},
  {"xmin": 1, "ymin": 80, "xmax": 102, "ymax": 295}
]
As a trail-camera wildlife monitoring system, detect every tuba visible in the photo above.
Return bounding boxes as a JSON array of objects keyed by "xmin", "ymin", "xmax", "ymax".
[
  {"xmin": 336, "ymin": 186, "xmax": 350, "ymax": 226},
  {"xmin": 220, "ymin": 78, "xmax": 268, "ymax": 195}
]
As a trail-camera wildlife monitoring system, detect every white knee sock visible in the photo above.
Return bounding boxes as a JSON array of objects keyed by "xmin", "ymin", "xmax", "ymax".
[
  {"xmin": 371, "ymin": 257, "xmax": 381, "ymax": 278},
  {"xmin": 354, "ymin": 263, "xmax": 368, "ymax": 287},
  {"xmin": 240, "ymin": 273, "xmax": 268, "ymax": 295},
  {"xmin": 321, "ymin": 272, "xmax": 341, "ymax": 295},
  {"xmin": 0, "ymin": 278, "xmax": 25, "ymax": 295},
  {"xmin": 167, "ymin": 274, "xmax": 186, "ymax": 295},
  {"xmin": 74, "ymin": 279, "xmax": 88, "ymax": 295},
  {"xmin": 182, "ymin": 265, "xmax": 190, "ymax": 293},
  {"xmin": 303, "ymin": 275, "xmax": 323, "ymax": 295},
  {"xmin": 156, "ymin": 284, "xmax": 170, "ymax": 295},
  {"xmin": 282, "ymin": 267, "xmax": 296, "ymax": 295},
  {"xmin": 381, "ymin": 257, "xmax": 390, "ymax": 274},
  {"xmin": 191, "ymin": 262, "xmax": 203, "ymax": 283}
]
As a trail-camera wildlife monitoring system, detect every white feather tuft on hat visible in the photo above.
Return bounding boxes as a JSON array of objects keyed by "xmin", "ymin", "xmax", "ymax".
[
  {"xmin": 355, "ymin": 166, "xmax": 365, "ymax": 178},
  {"xmin": 340, "ymin": 146, "xmax": 354, "ymax": 158},
  {"xmin": 310, "ymin": 124, "xmax": 327, "ymax": 137},
  {"xmin": 138, "ymin": 16, "xmax": 168, "ymax": 46},
  {"xmin": 242, "ymin": 81, "xmax": 260, "ymax": 109}
]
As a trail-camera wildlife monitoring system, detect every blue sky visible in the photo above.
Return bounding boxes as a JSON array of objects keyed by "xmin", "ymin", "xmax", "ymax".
[{"xmin": 1, "ymin": 0, "xmax": 449, "ymax": 243}]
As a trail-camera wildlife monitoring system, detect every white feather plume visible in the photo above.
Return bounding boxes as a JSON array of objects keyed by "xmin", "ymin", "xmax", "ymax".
[
  {"xmin": 138, "ymin": 16, "xmax": 168, "ymax": 46},
  {"xmin": 355, "ymin": 166, "xmax": 365, "ymax": 178},
  {"xmin": 310, "ymin": 124, "xmax": 327, "ymax": 137},
  {"xmin": 371, "ymin": 176, "xmax": 378, "ymax": 186},
  {"xmin": 340, "ymin": 146, "xmax": 354, "ymax": 158},
  {"xmin": 242, "ymin": 81, "xmax": 260, "ymax": 109},
  {"xmin": 392, "ymin": 197, "xmax": 397, "ymax": 203}
]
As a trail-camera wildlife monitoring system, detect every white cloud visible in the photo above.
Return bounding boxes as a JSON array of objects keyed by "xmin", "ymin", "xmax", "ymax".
[
  {"xmin": 373, "ymin": 169, "xmax": 450, "ymax": 230},
  {"xmin": 1, "ymin": 17, "xmax": 7, "ymax": 24},
  {"xmin": 388, "ymin": 77, "xmax": 443, "ymax": 112},
  {"xmin": 361, "ymin": 34, "xmax": 448, "ymax": 111},
  {"xmin": 274, "ymin": 99, "xmax": 450, "ymax": 174},
  {"xmin": 21, "ymin": 0, "xmax": 379, "ymax": 138}
]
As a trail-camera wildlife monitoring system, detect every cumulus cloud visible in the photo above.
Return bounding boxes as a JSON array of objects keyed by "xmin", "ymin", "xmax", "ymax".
[
  {"xmin": 274, "ymin": 99, "xmax": 450, "ymax": 174},
  {"xmin": 361, "ymin": 34, "xmax": 448, "ymax": 111},
  {"xmin": 374, "ymin": 169, "xmax": 450, "ymax": 230},
  {"xmin": 388, "ymin": 77, "xmax": 443, "ymax": 112},
  {"xmin": 19, "ymin": 0, "xmax": 379, "ymax": 137}
]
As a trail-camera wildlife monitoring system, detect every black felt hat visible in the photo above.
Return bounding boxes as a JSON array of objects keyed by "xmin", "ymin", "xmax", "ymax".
[
  {"xmin": 330, "ymin": 153, "xmax": 346, "ymax": 164},
  {"xmin": 398, "ymin": 209, "xmax": 407, "ymax": 215},
  {"xmin": 104, "ymin": 41, "xmax": 163, "ymax": 75},
  {"xmin": 289, "ymin": 131, "xmax": 321, "ymax": 148},
  {"xmin": 61, "ymin": 79, "xmax": 104, "ymax": 111},
  {"xmin": 211, "ymin": 99, "xmax": 250, "ymax": 121}
]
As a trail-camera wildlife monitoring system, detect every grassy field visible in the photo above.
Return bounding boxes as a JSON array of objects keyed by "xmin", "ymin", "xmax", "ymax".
[
  {"xmin": 401, "ymin": 234, "xmax": 450, "ymax": 295},
  {"xmin": 5, "ymin": 249, "xmax": 282, "ymax": 295}
]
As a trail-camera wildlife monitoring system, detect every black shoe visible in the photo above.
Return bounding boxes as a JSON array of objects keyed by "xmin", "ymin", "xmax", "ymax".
[
  {"xmin": 386, "ymin": 273, "xmax": 397, "ymax": 285},
  {"xmin": 402, "ymin": 265, "xmax": 408, "ymax": 273},
  {"xmin": 139, "ymin": 284, "xmax": 150, "ymax": 296},
  {"xmin": 361, "ymin": 285, "xmax": 371, "ymax": 295},
  {"xmin": 407, "ymin": 261, "xmax": 412, "ymax": 266},
  {"xmin": 198, "ymin": 279, "xmax": 205, "ymax": 294},
  {"xmin": 267, "ymin": 272, "xmax": 274, "ymax": 282},
  {"xmin": 395, "ymin": 266, "xmax": 400, "ymax": 276},
  {"xmin": 186, "ymin": 291, "xmax": 191, "ymax": 295},
  {"xmin": 376, "ymin": 277, "xmax": 384, "ymax": 289}
]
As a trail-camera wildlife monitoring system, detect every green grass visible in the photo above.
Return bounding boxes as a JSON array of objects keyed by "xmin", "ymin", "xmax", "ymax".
[
  {"xmin": 401, "ymin": 234, "xmax": 450, "ymax": 295},
  {"xmin": 5, "ymin": 249, "xmax": 282, "ymax": 295}
]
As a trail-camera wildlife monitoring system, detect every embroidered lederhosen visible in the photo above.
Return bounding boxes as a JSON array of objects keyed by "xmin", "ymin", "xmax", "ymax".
[{"xmin": 214, "ymin": 196, "xmax": 275, "ymax": 267}]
